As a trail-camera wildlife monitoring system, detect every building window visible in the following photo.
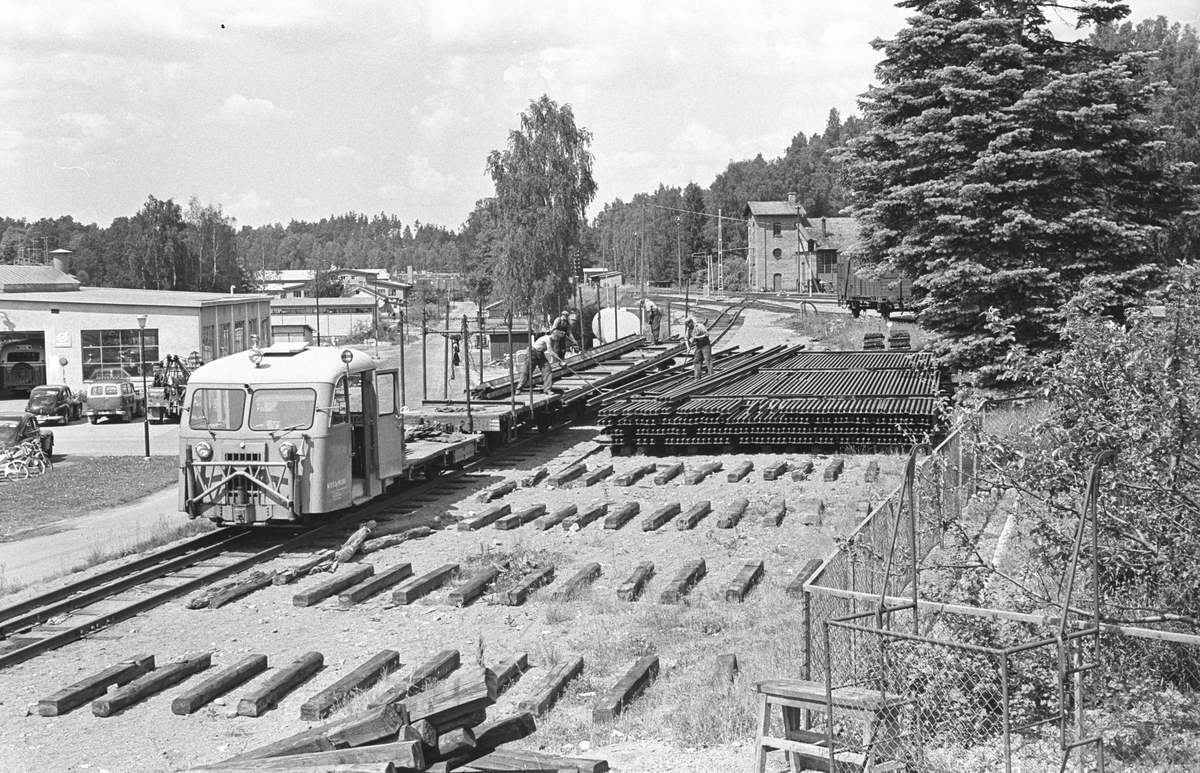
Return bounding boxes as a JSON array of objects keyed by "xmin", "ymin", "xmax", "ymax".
[
  {"xmin": 234, "ymin": 321, "xmax": 245, "ymax": 352},
  {"xmin": 772, "ymin": 248, "xmax": 783, "ymax": 259},
  {"xmin": 249, "ymin": 318, "xmax": 259, "ymax": 345},
  {"xmin": 261, "ymin": 318, "xmax": 271, "ymax": 346},
  {"xmin": 818, "ymin": 252, "xmax": 839, "ymax": 274},
  {"xmin": 219, "ymin": 323, "xmax": 231, "ymax": 358},
  {"xmin": 202, "ymin": 326, "xmax": 215, "ymax": 362},
  {"xmin": 81, "ymin": 329, "xmax": 159, "ymax": 381},
  {"xmin": 772, "ymin": 222, "xmax": 782, "ymax": 238}
]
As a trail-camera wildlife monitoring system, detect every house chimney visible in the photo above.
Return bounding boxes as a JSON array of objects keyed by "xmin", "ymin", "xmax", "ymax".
[
  {"xmin": 821, "ymin": 217, "xmax": 827, "ymax": 237},
  {"xmin": 787, "ymin": 192, "xmax": 796, "ymax": 206}
]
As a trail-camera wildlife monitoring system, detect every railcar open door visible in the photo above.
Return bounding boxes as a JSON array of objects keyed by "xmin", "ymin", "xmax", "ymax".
[
  {"xmin": 336, "ymin": 371, "xmax": 381, "ymax": 503},
  {"xmin": 375, "ymin": 369, "xmax": 405, "ymax": 483}
]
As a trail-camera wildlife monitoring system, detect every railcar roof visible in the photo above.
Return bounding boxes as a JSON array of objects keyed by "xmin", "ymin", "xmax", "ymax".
[{"xmin": 188, "ymin": 345, "xmax": 376, "ymax": 386}]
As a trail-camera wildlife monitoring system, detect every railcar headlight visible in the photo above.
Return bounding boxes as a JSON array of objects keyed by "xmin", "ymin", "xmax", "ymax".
[
  {"xmin": 278, "ymin": 441, "xmax": 297, "ymax": 461},
  {"xmin": 195, "ymin": 441, "xmax": 213, "ymax": 461},
  {"xmin": 248, "ymin": 347, "xmax": 263, "ymax": 367}
]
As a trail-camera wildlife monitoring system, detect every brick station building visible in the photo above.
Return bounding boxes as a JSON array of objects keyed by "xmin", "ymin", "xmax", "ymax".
[{"xmin": 744, "ymin": 193, "xmax": 859, "ymax": 293}]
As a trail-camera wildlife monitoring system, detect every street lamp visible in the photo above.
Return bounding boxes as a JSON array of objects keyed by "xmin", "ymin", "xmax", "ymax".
[{"xmin": 136, "ymin": 314, "xmax": 150, "ymax": 461}]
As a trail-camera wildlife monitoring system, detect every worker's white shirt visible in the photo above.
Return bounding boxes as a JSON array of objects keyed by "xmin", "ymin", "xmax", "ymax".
[{"xmin": 531, "ymin": 334, "xmax": 557, "ymax": 355}]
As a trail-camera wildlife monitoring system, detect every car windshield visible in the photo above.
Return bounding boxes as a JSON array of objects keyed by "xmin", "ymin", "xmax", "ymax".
[
  {"xmin": 0, "ymin": 419, "xmax": 20, "ymax": 445},
  {"xmin": 188, "ymin": 388, "xmax": 246, "ymax": 431},
  {"xmin": 248, "ymin": 388, "xmax": 317, "ymax": 431}
]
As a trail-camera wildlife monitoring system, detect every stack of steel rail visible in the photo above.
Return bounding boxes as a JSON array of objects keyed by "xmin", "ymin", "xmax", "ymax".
[{"xmin": 598, "ymin": 345, "xmax": 944, "ymax": 450}]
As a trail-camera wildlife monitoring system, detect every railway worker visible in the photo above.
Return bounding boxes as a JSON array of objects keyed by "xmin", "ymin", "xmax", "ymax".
[
  {"xmin": 639, "ymin": 298, "xmax": 662, "ymax": 344},
  {"xmin": 550, "ymin": 310, "xmax": 576, "ymax": 358},
  {"xmin": 519, "ymin": 330, "xmax": 566, "ymax": 394},
  {"xmin": 685, "ymin": 317, "xmax": 713, "ymax": 380}
]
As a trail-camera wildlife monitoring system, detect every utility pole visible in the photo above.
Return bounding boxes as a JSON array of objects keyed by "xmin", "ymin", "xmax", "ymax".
[
  {"xmin": 717, "ymin": 208, "xmax": 723, "ymax": 297},
  {"xmin": 676, "ymin": 216, "xmax": 681, "ymax": 290},
  {"xmin": 640, "ymin": 202, "xmax": 646, "ymax": 299}
]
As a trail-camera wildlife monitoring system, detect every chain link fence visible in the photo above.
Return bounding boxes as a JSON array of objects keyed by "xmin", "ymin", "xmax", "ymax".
[{"xmin": 794, "ymin": 416, "xmax": 1200, "ymax": 773}]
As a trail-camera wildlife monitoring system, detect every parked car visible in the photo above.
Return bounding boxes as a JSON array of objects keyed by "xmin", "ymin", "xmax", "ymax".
[
  {"xmin": 24, "ymin": 385, "xmax": 83, "ymax": 424},
  {"xmin": 83, "ymin": 379, "xmax": 145, "ymax": 423},
  {"xmin": 0, "ymin": 412, "xmax": 54, "ymax": 457}
]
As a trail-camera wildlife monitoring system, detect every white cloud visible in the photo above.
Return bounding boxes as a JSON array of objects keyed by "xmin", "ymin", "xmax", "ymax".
[
  {"xmin": 221, "ymin": 189, "xmax": 271, "ymax": 221},
  {"xmin": 58, "ymin": 112, "xmax": 112, "ymax": 138},
  {"xmin": 317, "ymin": 145, "xmax": 360, "ymax": 162},
  {"xmin": 212, "ymin": 94, "xmax": 291, "ymax": 125},
  {"xmin": 679, "ymin": 123, "xmax": 731, "ymax": 159},
  {"xmin": 0, "ymin": 128, "xmax": 22, "ymax": 166}
]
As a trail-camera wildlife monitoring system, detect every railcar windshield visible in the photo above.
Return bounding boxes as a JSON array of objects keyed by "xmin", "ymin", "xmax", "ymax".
[
  {"xmin": 188, "ymin": 388, "xmax": 246, "ymax": 431},
  {"xmin": 248, "ymin": 388, "xmax": 317, "ymax": 431}
]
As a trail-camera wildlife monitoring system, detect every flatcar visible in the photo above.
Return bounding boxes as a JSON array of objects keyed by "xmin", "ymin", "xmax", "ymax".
[{"xmin": 178, "ymin": 342, "xmax": 407, "ymax": 526}]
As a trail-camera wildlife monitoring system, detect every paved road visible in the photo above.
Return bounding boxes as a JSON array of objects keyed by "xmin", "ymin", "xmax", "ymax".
[{"xmin": 0, "ymin": 394, "xmax": 179, "ymax": 459}]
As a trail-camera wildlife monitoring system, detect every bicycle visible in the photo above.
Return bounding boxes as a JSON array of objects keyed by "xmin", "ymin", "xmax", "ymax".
[{"xmin": 0, "ymin": 440, "xmax": 52, "ymax": 480}]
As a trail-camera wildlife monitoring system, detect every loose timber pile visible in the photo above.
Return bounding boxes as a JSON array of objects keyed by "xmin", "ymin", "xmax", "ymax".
[{"xmin": 599, "ymin": 346, "xmax": 945, "ymax": 449}]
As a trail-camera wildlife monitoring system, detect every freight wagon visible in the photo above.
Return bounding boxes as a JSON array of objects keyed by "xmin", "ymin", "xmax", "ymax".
[{"xmin": 837, "ymin": 254, "xmax": 915, "ymax": 319}]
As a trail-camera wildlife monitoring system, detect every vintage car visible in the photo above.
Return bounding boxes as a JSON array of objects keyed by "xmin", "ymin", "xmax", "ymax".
[
  {"xmin": 24, "ymin": 385, "xmax": 83, "ymax": 424},
  {"xmin": 0, "ymin": 412, "xmax": 54, "ymax": 457},
  {"xmin": 83, "ymin": 378, "xmax": 145, "ymax": 423}
]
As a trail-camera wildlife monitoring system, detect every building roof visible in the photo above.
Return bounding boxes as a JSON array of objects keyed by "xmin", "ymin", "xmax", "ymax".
[
  {"xmin": 271, "ymin": 296, "xmax": 376, "ymax": 309},
  {"xmin": 259, "ymin": 269, "xmax": 315, "ymax": 283},
  {"xmin": 0, "ymin": 265, "xmax": 82, "ymax": 293},
  {"xmin": 804, "ymin": 216, "xmax": 860, "ymax": 251},
  {"xmin": 2, "ymin": 285, "xmax": 270, "ymax": 307},
  {"xmin": 743, "ymin": 201, "xmax": 808, "ymax": 218}
]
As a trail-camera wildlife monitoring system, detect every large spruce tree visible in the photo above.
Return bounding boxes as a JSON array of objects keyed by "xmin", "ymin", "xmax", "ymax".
[{"xmin": 844, "ymin": 0, "xmax": 1194, "ymax": 380}]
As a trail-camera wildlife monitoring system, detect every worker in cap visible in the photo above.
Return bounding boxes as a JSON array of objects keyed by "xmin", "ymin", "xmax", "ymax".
[
  {"xmin": 639, "ymin": 298, "xmax": 662, "ymax": 344},
  {"xmin": 685, "ymin": 317, "xmax": 712, "ymax": 379}
]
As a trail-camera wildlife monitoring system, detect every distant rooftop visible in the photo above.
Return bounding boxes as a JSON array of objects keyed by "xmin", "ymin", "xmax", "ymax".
[
  {"xmin": 0, "ymin": 265, "xmax": 82, "ymax": 293},
  {"xmin": 4, "ymin": 284, "xmax": 269, "ymax": 307}
]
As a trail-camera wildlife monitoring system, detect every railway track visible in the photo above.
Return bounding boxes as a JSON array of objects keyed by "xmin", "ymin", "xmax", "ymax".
[{"xmin": 0, "ymin": 419, "xmax": 588, "ymax": 671}]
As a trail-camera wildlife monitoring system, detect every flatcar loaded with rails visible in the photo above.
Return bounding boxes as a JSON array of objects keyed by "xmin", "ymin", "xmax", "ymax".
[{"xmin": 178, "ymin": 342, "xmax": 409, "ymax": 526}]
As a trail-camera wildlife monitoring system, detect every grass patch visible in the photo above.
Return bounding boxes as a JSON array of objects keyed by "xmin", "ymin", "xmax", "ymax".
[
  {"xmin": 0, "ymin": 456, "xmax": 178, "ymax": 538},
  {"xmin": 787, "ymin": 312, "xmax": 924, "ymax": 351}
]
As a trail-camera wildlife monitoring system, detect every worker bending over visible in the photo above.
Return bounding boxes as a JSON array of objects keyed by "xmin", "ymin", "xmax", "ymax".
[
  {"xmin": 685, "ymin": 318, "xmax": 712, "ymax": 379},
  {"xmin": 519, "ymin": 330, "xmax": 565, "ymax": 394},
  {"xmin": 639, "ymin": 298, "xmax": 662, "ymax": 344}
]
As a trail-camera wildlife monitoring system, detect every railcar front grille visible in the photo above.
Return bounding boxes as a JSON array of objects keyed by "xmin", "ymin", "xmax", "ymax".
[{"xmin": 223, "ymin": 452, "xmax": 263, "ymax": 462}]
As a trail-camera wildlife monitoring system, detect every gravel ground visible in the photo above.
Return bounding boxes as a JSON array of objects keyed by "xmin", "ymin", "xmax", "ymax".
[{"xmin": 0, "ymin": 307, "xmax": 867, "ymax": 773}]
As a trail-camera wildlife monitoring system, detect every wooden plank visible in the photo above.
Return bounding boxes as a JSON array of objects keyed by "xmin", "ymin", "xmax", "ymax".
[
  {"xmin": 467, "ymin": 747, "xmax": 608, "ymax": 773},
  {"xmin": 402, "ymin": 718, "xmax": 437, "ymax": 749},
  {"xmin": 761, "ymin": 460, "xmax": 788, "ymax": 481},
  {"xmin": 864, "ymin": 460, "xmax": 881, "ymax": 483},
  {"xmin": 237, "ymin": 651, "xmax": 324, "ymax": 717},
  {"xmin": 215, "ymin": 741, "xmax": 424, "ymax": 771},
  {"xmin": 659, "ymin": 559, "xmax": 706, "ymax": 604},
  {"xmin": 616, "ymin": 562, "xmax": 654, "ymax": 602},
  {"xmin": 602, "ymin": 502, "xmax": 639, "ymax": 530},
  {"xmin": 534, "ymin": 504, "xmax": 575, "ymax": 531},
  {"xmin": 274, "ymin": 549, "xmax": 335, "ymax": 585},
  {"xmin": 550, "ymin": 563, "xmax": 601, "ymax": 601},
  {"xmin": 491, "ymin": 652, "xmax": 529, "ymax": 695},
  {"xmin": 339, "ymin": 563, "xmax": 413, "ymax": 607},
  {"xmin": 790, "ymin": 459, "xmax": 815, "ymax": 481},
  {"xmin": 93, "ymin": 652, "xmax": 211, "ymax": 717},
  {"xmin": 362, "ymin": 526, "xmax": 434, "ymax": 556},
  {"xmin": 547, "ymin": 464, "xmax": 586, "ymax": 488},
  {"xmin": 192, "ymin": 762, "xmax": 396, "ymax": 773},
  {"xmin": 392, "ymin": 563, "xmax": 458, "ymax": 605},
  {"xmin": 192, "ymin": 569, "xmax": 275, "ymax": 609},
  {"xmin": 368, "ymin": 649, "xmax": 460, "ymax": 709},
  {"xmin": 592, "ymin": 655, "xmax": 659, "ymax": 722},
  {"xmin": 495, "ymin": 504, "xmax": 547, "ymax": 531},
  {"xmin": 520, "ymin": 468, "xmax": 549, "ymax": 488},
  {"xmin": 561, "ymin": 503, "xmax": 607, "ymax": 531},
  {"xmin": 725, "ymin": 560, "xmax": 765, "ymax": 602},
  {"xmin": 612, "ymin": 463, "xmax": 656, "ymax": 487},
  {"xmin": 652, "ymin": 462, "xmax": 683, "ymax": 485},
  {"xmin": 219, "ymin": 704, "xmax": 406, "ymax": 763},
  {"xmin": 786, "ymin": 558, "xmax": 824, "ymax": 599},
  {"xmin": 517, "ymin": 655, "xmax": 584, "ymax": 716},
  {"xmin": 437, "ymin": 727, "xmax": 476, "ymax": 758},
  {"xmin": 725, "ymin": 461, "xmax": 753, "ymax": 483},
  {"xmin": 402, "ymin": 667, "xmax": 498, "ymax": 726},
  {"xmin": 450, "ymin": 566, "xmax": 501, "ymax": 607},
  {"xmin": 431, "ymin": 707, "xmax": 487, "ymax": 735},
  {"xmin": 458, "ymin": 503, "xmax": 512, "ymax": 531},
  {"xmin": 504, "ymin": 566, "xmax": 555, "ymax": 606},
  {"xmin": 822, "ymin": 458, "xmax": 845, "ymax": 481},
  {"xmin": 683, "ymin": 461, "xmax": 722, "ymax": 485},
  {"xmin": 474, "ymin": 711, "xmax": 537, "ymax": 749},
  {"xmin": 478, "ymin": 480, "xmax": 517, "ymax": 503},
  {"xmin": 300, "ymin": 650, "xmax": 401, "ymax": 721},
  {"xmin": 640, "ymin": 502, "xmax": 680, "ymax": 532},
  {"xmin": 714, "ymin": 653, "xmax": 738, "ymax": 684},
  {"xmin": 172, "ymin": 654, "xmax": 268, "ymax": 715},
  {"xmin": 293, "ymin": 564, "xmax": 375, "ymax": 607},
  {"xmin": 801, "ymin": 499, "xmax": 826, "ymax": 526},
  {"xmin": 675, "ymin": 501, "xmax": 711, "ymax": 530},
  {"xmin": 762, "ymin": 496, "xmax": 787, "ymax": 527},
  {"xmin": 572, "ymin": 464, "xmax": 613, "ymax": 488},
  {"xmin": 715, "ymin": 497, "xmax": 749, "ymax": 529},
  {"xmin": 38, "ymin": 653, "xmax": 155, "ymax": 716}
]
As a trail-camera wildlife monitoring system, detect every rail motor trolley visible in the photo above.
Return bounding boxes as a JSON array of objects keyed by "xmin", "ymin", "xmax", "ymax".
[{"xmin": 178, "ymin": 342, "xmax": 410, "ymax": 526}]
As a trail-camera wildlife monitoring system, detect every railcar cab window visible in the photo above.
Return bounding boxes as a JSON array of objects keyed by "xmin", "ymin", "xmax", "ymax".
[
  {"xmin": 248, "ymin": 389, "xmax": 316, "ymax": 431},
  {"xmin": 189, "ymin": 388, "xmax": 246, "ymax": 431},
  {"xmin": 331, "ymin": 375, "xmax": 364, "ymax": 425}
]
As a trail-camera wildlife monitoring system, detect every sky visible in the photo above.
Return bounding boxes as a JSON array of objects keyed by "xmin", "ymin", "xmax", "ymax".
[{"xmin": 1, "ymin": 0, "xmax": 1197, "ymax": 232}]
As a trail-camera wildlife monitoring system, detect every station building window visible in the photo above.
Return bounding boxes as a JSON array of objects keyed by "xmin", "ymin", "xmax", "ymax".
[
  {"xmin": 234, "ymin": 321, "xmax": 245, "ymax": 352},
  {"xmin": 772, "ymin": 221, "xmax": 782, "ymax": 237},
  {"xmin": 772, "ymin": 248, "xmax": 783, "ymax": 258},
  {"xmin": 81, "ymin": 329, "xmax": 159, "ymax": 381},
  {"xmin": 817, "ymin": 252, "xmax": 838, "ymax": 274},
  {"xmin": 219, "ymin": 323, "xmax": 231, "ymax": 358},
  {"xmin": 202, "ymin": 325, "xmax": 215, "ymax": 362}
]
